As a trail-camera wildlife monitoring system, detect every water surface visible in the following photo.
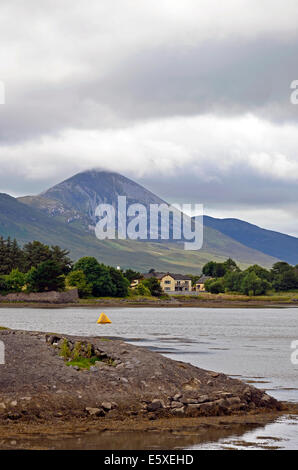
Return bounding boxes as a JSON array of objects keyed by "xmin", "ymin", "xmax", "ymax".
[{"xmin": 0, "ymin": 307, "xmax": 297, "ymax": 449}]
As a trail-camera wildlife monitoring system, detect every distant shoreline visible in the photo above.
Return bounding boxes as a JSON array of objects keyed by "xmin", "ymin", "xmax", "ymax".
[{"xmin": 0, "ymin": 297, "xmax": 297, "ymax": 309}]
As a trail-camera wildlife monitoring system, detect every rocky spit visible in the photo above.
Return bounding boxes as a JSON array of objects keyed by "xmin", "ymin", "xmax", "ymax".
[{"xmin": 0, "ymin": 329, "xmax": 282, "ymax": 424}]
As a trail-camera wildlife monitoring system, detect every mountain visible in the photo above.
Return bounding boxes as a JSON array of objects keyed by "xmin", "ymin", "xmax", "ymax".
[
  {"xmin": 14, "ymin": 169, "xmax": 278, "ymax": 270},
  {"xmin": 0, "ymin": 191, "xmax": 275, "ymax": 273},
  {"xmin": 19, "ymin": 170, "xmax": 165, "ymax": 230},
  {"xmin": 203, "ymin": 216, "xmax": 298, "ymax": 266}
]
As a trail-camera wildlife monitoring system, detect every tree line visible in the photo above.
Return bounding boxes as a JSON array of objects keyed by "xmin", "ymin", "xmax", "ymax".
[
  {"xmin": 0, "ymin": 237, "xmax": 161, "ymax": 298},
  {"xmin": 1, "ymin": 237, "xmax": 297, "ymax": 298},
  {"xmin": 202, "ymin": 258, "xmax": 298, "ymax": 295}
]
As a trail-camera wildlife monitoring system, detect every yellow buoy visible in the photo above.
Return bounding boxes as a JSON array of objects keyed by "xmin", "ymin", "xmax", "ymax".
[{"xmin": 97, "ymin": 313, "xmax": 112, "ymax": 324}]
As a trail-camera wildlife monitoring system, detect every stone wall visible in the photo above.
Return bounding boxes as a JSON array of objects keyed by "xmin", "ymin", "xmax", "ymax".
[{"xmin": 0, "ymin": 288, "xmax": 79, "ymax": 303}]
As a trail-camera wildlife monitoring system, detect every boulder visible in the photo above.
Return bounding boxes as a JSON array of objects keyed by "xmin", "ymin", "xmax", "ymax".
[
  {"xmin": 102, "ymin": 401, "xmax": 112, "ymax": 411},
  {"xmin": 147, "ymin": 399, "xmax": 164, "ymax": 412},
  {"xmin": 86, "ymin": 407, "xmax": 105, "ymax": 417}
]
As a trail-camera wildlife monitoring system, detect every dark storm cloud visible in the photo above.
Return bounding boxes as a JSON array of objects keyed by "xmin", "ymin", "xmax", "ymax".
[
  {"xmin": 138, "ymin": 169, "xmax": 298, "ymax": 207},
  {"xmin": 0, "ymin": 0, "xmax": 298, "ymax": 235},
  {"xmin": 1, "ymin": 34, "xmax": 298, "ymax": 145},
  {"xmin": 138, "ymin": 169, "xmax": 298, "ymax": 236},
  {"xmin": 93, "ymin": 36, "xmax": 298, "ymax": 123}
]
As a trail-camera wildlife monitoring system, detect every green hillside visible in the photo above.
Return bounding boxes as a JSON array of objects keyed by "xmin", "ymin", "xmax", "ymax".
[
  {"xmin": 0, "ymin": 192, "xmax": 278, "ymax": 273},
  {"xmin": 204, "ymin": 216, "xmax": 298, "ymax": 266}
]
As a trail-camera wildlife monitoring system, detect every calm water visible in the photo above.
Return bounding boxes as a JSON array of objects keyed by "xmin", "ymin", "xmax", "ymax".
[{"xmin": 0, "ymin": 307, "xmax": 297, "ymax": 450}]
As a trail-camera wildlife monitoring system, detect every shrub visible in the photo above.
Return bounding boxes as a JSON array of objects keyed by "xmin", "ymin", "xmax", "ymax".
[
  {"xmin": 60, "ymin": 339, "xmax": 71, "ymax": 359},
  {"xmin": 72, "ymin": 342, "xmax": 82, "ymax": 361},
  {"xmin": 66, "ymin": 270, "xmax": 92, "ymax": 298},
  {"xmin": 142, "ymin": 277, "xmax": 163, "ymax": 297},
  {"xmin": 205, "ymin": 279, "xmax": 225, "ymax": 294},
  {"xmin": 4, "ymin": 269, "xmax": 26, "ymax": 293},
  {"xmin": 134, "ymin": 282, "xmax": 151, "ymax": 296}
]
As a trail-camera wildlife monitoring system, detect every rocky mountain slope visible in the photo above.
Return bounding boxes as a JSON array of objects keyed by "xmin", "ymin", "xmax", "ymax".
[
  {"xmin": 203, "ymin": 215, "xmax": 298, "ymax": 265},
  {"xmin": 0, "ymin": 169, "xmax": 283, "ymax": 271}
]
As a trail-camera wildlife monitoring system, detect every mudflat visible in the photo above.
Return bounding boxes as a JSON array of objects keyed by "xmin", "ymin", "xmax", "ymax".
[
  {"xmin": 1, "ymin": 328, "xmax": 295, "ymax": 449},
  {"xmin": 0, "ymin": 328, "xmax": 283, "ymax": 424}
]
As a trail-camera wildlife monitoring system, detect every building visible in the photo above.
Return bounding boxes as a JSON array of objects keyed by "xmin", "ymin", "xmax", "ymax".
[
  {"xmin": 136, "ymin": 271, "xmax": 192, "ymax": 293},
  {"xmin": 195, "ymin": 275, "xmax": 213, "ymax": 292},
  {"xmin": 164, "ymin": 273, "xmax": 192, "ymax": 292},
  {"xmin": 130, "ymin": 278, "xmax": 140, "ymax": 288}
]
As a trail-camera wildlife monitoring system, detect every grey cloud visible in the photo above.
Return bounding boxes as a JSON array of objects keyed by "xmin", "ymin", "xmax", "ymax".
[
  {"xmin": 138, "ymin": 169, "xmax": 298, "ymax": 235},
  {"xmin": 138, "ymin": 167, "xmax": 298, "ymax": 208},
  {"xmin": 1, "ymin": 34, "xmax": 298, "ymax": 144},
  {"xmin": 94, "ymin": 36, "xmax": 298, "ymax": 123},
  {"xmin": 0, "ymin": 0, "xmax": 297, "ymax": 237}
]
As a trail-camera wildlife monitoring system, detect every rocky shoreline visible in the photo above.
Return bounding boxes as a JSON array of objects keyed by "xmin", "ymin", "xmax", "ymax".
[
  {"xmin": 0, "ymin": 298, "xmax": 296, "ymax": 309},
  {"xmin": 0, "ymin": 329, "xmax": 284, "ymax": 427}
]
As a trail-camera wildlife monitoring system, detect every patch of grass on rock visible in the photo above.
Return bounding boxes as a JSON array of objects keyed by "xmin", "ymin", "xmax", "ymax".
[
  {"xmin": 66, "ymin": 355, "xmax": 101, "ymax": 370},
  {"xmin": 58, "ymin": 338, "xmax": 117, "ymax": 370}
]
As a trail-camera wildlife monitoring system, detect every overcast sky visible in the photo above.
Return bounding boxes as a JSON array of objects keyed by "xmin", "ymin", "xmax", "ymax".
[{"xmin": 1, "ymin": 0, "xmax": 298, "ymax": 235}]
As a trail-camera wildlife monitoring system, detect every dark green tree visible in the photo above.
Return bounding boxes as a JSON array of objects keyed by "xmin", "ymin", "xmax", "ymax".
[
  {"xmin": 0, "ymin": 276, "xmax": 8, "ymax": 294},
  {"xmin": 74, "ymin": 257, "xmax": 116, "ymax": 297},
  {"xmin": 245, "ymin": 264, "xmax": 272, "ymax": 281},
  {"xmin": 223, "ymin": 258, "xmax": 240, "ymax": 273},
  {"xmin": 202, "ymin": 261, "xmax": 226, "ymax": 277},
  {"xmin": 202, "ymin": 261, "xmax": 217, "ymax": 276},
  {"xmin": 10, "ymin": 238, "xmax": 24, "ymax": 271},
  {"xmin": 273, "ymin": 269, "xmax": 298, "ymax": 291},
  {"xmin": 26, "ymin": 260, "xmax": 65, "ymax": 292},
  {"xmin": 271, "ymin": 262, "xmax": 292, "ymax": 277},
  {"xmin": 23, "ymin": 241, "xmax": 52, "ymax": 270},
  {"xmin": 0, "ymin": 236, "xmax": 23, "ymax": 274},
  {"xmin": 123, "ymin": 269, "xmax": 142, "ymax": 283},
  {"xmin": 109, "ymin": 267, "xmax": 130, "ymax": 297},
  {"xmin": 50, "ymin": 245, "xmax": 73, "ymax": 274},
  {"xmin": 223, "ymin": 271, "xmax": 243, "ymax": 292},
  {"xmin": 0, "ymin": 237, "xmax": 9, "ymax": 274},
  {"xmin": 240, "ymin": 271, "xmax": 270, "ymax": 296},
  {"xmin": 271, "ymin": 262, "xmax": 298, "ymax": 291}
]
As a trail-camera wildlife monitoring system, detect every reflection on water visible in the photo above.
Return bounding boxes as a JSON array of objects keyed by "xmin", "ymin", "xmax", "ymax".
[
  {"xmin": 2, "ymin": 415, "xmax": 297, "ymax": 450},
  {"xmin": 191, "ymin": 414, "xmax": 298, "ymax": 450},
  {"xmin": 0, "ymin": 306, "xmax": 298, "ymax": 450},
  {"xmin": 0, "ymin": 419, "xmax": 277, "ymax": 450}
]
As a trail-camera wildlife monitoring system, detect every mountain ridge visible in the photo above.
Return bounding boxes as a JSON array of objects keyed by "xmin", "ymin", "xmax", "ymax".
[
  {"xmin": 203, "ymin": 215, "xmax": 298, "ymax": 265},
  {"xmin": 0, "ymin": 169, "xmax": 285, "ymax": 270},
  {"xmin": 0, "ymin": 192, "xmax": 277, "ymax": 272}
]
